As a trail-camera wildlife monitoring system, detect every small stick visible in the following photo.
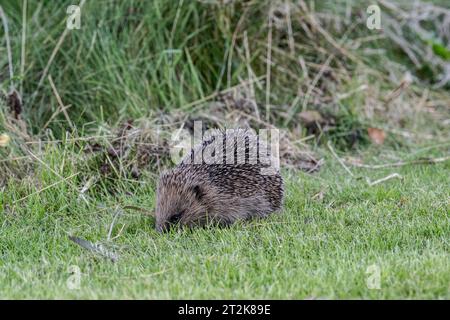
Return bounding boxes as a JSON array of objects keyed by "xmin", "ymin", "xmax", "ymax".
[
  {"xmin": 366, "ymin": 173, "xmax": 403, "ymax": 186},
  {"xmin": 347, "ymin": 156, "xmax": 450, "ymax": 169},
  {"xmin": 123, "ymin": 205, "xmax": 154, "ymax": 217},
  {"xmin": 327, "ymin": 141, "xmax": 354, "ymax": 177},
  {"xmin": 384, "ymin": 72, "xmax": 413, "ymax": 104}
]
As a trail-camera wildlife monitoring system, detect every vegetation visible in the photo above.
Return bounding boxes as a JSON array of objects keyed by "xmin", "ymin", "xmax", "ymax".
[{"xmin": 0, "ymin": 0, "xmax": 449, "ymax": 299}]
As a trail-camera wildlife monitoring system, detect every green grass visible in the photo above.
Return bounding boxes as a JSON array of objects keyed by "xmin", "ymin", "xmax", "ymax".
[{"xmin": 1, "ymin": 145, "xmax": 448, "ymax": 299}]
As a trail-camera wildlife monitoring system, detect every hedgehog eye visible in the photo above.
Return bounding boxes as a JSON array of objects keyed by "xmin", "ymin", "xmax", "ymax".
[{"xmin": 169, "ymin": 211, "xmax": 183, "ymax": 224}]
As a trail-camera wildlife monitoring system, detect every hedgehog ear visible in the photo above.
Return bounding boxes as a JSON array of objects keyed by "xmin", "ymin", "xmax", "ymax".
[{"xmin": 192, "ymin": 185, "xmax": 204, "ymax": 201}]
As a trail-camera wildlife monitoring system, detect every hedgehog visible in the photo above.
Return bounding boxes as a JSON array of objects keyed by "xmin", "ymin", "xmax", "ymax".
[{"xmin": 155, "ymin": 128, "xmax": 283, "ymax": 232}]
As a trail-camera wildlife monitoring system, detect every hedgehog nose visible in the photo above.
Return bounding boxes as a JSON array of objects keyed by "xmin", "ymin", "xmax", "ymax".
[{"xmin": 156, "ymin": 222, "xmax": 169, "ymax": 233}]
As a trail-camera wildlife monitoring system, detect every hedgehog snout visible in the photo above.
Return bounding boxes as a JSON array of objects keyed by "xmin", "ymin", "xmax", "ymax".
[
  {"xmin": 156, "ymin": 210, "xmax": 184, "ymax": 232},
  {"xmin": 154, "ymin": 215, "xmax": 172, "ymax": 232},
  {"xmin": 156, "ymin": 218, "xmax": 177, "ymax": 233},
  {"xmin": 156, "ymin": 221, "xmax": 168, "ymax": 233}
]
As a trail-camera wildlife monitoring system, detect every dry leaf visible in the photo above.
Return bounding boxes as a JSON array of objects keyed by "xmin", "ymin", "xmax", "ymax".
[
  {"xmin": 367, "ymin": 128, "xmax": 385, "ymax": 145},
  {"xmin": 0, "ymin": 133, "xmax": 10, "ymax": 147},
  {"xmin": 298, "ymin": 110, "xmax": 324, "ymax": 125}
]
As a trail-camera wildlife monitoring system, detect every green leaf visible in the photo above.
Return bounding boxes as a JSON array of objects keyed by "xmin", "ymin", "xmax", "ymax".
[{"xmin": 430, "ymin": 42, "xmax": 450, "ymax": 60}]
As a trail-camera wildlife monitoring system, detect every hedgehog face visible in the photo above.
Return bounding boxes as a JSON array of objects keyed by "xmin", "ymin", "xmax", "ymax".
[{"xmin": 155, "ymin": 170, "xmax": 210, "ymax": 232}]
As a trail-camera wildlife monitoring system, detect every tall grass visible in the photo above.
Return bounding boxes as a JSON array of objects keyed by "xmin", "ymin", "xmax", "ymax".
[
  {"xmin": 0, "ymin": 0, "xmax": 449, "ymax": 183},
  {"xmin": 0, "ymin": 0, "xmax": 447, "ymax": 136}
]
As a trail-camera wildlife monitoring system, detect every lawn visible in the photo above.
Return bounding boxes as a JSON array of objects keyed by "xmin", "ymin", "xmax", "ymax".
[{"xmin": 1, "ymin": 146, "xmax": 449, "ymax": 299}]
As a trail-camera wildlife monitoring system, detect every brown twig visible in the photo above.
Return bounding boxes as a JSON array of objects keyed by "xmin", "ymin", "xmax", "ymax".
[
  {"xmin": 366, "ymin": 173, "xmax": 403, "ymax": 186},
  {"xmin": 327, "ymin": 141, "xmax": 354, "ymax": 177},
  {"xmin": 347, "ymin": 156, "xmax": 450, "ymax": 169},
  {"xmin": 123, "ymin": 205, "xmax": 155, "ymax": 217}
]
